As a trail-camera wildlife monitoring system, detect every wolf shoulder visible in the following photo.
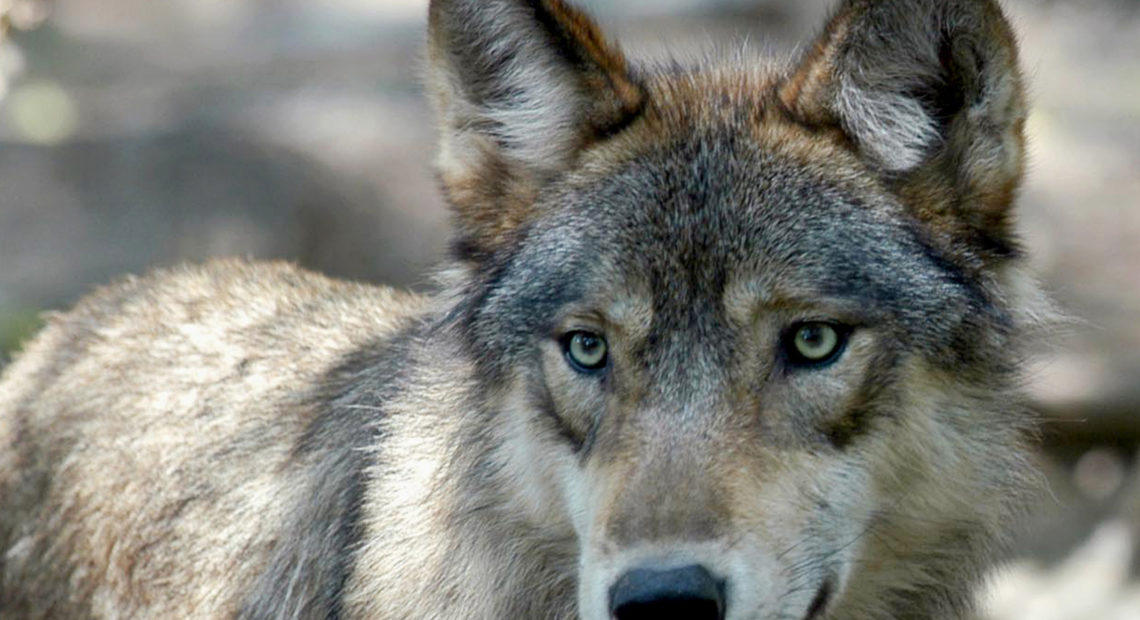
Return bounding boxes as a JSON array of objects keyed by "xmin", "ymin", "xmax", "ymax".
[{"xmin": 0, "ymin": 259, "xmax": 427, "ymax": 616}]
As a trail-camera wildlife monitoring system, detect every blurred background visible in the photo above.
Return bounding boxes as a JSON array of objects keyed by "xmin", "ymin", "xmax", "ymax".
[{"xmin": 0, "ymin": 0, "xmax": 1137, "ymax": 616}]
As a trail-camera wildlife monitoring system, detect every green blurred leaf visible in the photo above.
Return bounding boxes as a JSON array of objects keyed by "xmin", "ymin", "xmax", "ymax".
[{"xmin": 0, "ymin": 310, "xmax": 43, "ymax": 360}]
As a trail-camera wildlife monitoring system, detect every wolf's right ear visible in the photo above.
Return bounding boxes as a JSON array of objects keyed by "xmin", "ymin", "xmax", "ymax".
[{"xmin": 428, "ymin": 0, "xmax": 644, "ymax": 260}]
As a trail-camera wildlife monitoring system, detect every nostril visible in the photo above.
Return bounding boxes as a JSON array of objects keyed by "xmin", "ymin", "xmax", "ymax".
[
  {"xmin": 609, "ymin": 564, "xmax": 725, "ymax": 620},
  {"xmin": 612, "ymin": 597, "xmax": 720, "ymax": 620}
]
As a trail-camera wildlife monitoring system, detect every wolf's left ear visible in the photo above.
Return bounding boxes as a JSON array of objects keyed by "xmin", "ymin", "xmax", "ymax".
[
  {"xmin": 428, "ymin": 0, "xmax": 644, "ymax": 259},
  {"xmin": 781, "ymin": 0, "xmax": 1027, "ymax": 258}
]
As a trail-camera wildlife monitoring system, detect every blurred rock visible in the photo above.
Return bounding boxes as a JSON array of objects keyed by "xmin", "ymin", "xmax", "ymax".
[{"xmin": 979, "ymin": 520, "xmax": 1140, "ymax": 620}]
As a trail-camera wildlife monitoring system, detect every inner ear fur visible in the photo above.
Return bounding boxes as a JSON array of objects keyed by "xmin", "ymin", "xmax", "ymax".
[
  {"xmin": 428, "ymin": 0, "xmax": 645, "ymax": 260},
  {"xmin": 781, "ymin": 0, "xmax": 1028, "ymax": 262}
]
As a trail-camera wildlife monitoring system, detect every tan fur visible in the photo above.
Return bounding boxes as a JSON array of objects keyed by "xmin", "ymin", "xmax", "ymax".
[
  {"xmin": 0, "ymin": 262, "xmax": 425, "ymax": 617},
  {"xmin": 2, "ymin": 1, "xmax": 1046, "ymax": 618},
  {"xmin": 428, "ymin": 0, "xmax": 645, "ymax": 257}
]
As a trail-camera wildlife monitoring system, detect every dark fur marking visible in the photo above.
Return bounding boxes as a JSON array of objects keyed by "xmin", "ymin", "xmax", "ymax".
[
  {"xmin": 523, "ymin": 0, "xmax": 594, "ymax": 72},
  {"xmin": 463, "ymin": 225, "xmax": 588, "ymax": 386},
  {"xmin": 520, "ymin": 0, "xmax": 645, "ymax": 140},
  {"xmin": 822, "ymin": 407, "xmax": 873, "ymax": 450},
  {"xmin": 899, "ymin": 218, "xmax": 1021, "ymax": 372},
  {"xmin": 577, "ymin": 401, "xmax": 603, "ymax": 461},
  {"xmin": 920, "ymin": 31, "xmax": 970, "ymax": 133},
  {"xmin": 534, "ymin": 382, "xmax": 587, "ymax": 451},
  {"xmin": 805, "ymin": 578, "xmax": 833, "ymax": 619},
  {"xmin": 819, "ymin": 346, "xmax": 901, "ymax": 450},
  {"xmin": 591, "ymin": 95, "xmax": 646, "ymax": 141},
  {"xmin": 238, "ymin": 328, "xmax": 419, "ymax": 620},
  {"xmin": 449, "ymin": 235, "xmax": 490, "ymax": 264}
]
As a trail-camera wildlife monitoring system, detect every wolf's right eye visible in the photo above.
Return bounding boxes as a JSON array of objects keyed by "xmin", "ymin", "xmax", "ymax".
[
  {"xmin": 563, "ymin": 331, "xmax": 608, "ymax": 373},
  {"xmin": 783, "ymin": 322, "xmax": 850, "ymax": 368}
]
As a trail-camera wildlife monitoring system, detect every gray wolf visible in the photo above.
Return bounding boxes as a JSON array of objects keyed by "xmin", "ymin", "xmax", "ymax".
[{"xmin": 0, "ymin": 0, "xmax": 1049, "ymax": 618}]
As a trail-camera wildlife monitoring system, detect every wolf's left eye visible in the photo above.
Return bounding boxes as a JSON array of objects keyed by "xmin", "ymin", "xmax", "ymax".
[
  {"xmin": 784, "ymin": 322, "xmax": 849, "ymax": 367},
  {"xmin": 563, "ymin": 331, "xmax": 608, "ymax": 373}
]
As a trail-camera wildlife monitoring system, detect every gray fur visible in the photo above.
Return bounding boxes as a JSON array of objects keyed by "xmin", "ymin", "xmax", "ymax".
[
  {"xmin": 1, "ymin": 1, "xmax": 1046, "ymax": 618},
  {"xmin": 238, "ymin": 332, "xmax": 419, "ymax": 620},
  {"xmin": 831, "ymin": 0, "xmax": 1025, "ymax": 173}
]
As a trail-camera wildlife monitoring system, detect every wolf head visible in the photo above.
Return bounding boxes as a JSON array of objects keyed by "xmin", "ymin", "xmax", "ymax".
[{"xmin": 426, "ymin": 0, "xmax": 1042, "ymax": 618}]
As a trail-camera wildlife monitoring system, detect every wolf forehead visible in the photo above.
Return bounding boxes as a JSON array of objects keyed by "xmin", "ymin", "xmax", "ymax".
[{"xmin": 469, "ymin": 104, "xmax": 1000, "ymax": 355}]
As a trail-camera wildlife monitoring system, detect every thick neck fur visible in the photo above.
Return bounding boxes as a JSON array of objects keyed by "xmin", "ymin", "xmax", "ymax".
[{"xmin": 341, "ymin": 316, "xmax": 579, "ymax": 618}]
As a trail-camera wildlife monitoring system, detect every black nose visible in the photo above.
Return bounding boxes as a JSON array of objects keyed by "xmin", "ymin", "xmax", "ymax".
[{"xmin": 609, "ymin": 564, "xmax": 725, "ymax": 620}]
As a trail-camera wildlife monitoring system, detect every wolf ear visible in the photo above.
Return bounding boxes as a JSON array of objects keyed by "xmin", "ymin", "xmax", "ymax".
[
  {"xmin": 781, "ymin": 0, "xmax": 1027, "ymax": 257},
  {"xmin": 428, "ymin": 0, "xmax": 644, "ymax": 259}
]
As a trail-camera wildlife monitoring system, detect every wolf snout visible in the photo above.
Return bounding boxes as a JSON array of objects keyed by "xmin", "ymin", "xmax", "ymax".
[{"xmin": 608, "ymin": 564, "xmax": 725, "ymax": 620}]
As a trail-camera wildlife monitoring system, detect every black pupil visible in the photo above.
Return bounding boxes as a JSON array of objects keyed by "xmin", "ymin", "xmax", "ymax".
[
  {"xmin": 800, "ymin": 325, "xmax": 826, "ymax": 348},
  {"xmin": 577, "ymin": 334, "xmax": 601, "ymax": 356}
]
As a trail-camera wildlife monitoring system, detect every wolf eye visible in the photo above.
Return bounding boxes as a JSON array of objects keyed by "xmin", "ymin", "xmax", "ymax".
[
  {"xmin": 784, "ymin": 322, "xmax": 849, "ymax": 367},
  {"xmin": 563, "ymin": 331, "xmax": 608, "ymax": 373}
]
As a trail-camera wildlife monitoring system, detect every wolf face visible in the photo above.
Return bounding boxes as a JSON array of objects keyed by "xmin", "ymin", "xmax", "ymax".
[{"xmin": 429, "ymin": 0, "xmax": 1041, "ymax": 618}]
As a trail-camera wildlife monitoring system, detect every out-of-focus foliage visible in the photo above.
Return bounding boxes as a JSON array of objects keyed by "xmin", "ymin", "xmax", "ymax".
[
  {"xmin": 0, "ymin": 0, "xmax": 49, "ymax": 98},
  {"xmin": 0, "ymin": 0, "xmax": 48, "ymax": 41},
  {"xmin": 0, "ymin": 309, "xmax": 41, "ymax": 362}
]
